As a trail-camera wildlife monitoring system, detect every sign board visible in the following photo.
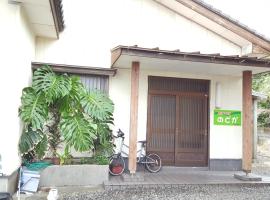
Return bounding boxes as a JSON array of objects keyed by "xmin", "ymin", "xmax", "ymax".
[{"xmin": 214, "ymin": 109, "xmax": 241, "ymax": 126}]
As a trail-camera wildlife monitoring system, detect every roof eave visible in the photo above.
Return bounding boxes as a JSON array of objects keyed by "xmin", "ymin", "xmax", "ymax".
[
  {"xmin": 32, "ymin": 62, "xmax": 117, "ymax": 76},
  {"xmin": 111, "ymin": 45, "xmax": 270, "ymax": 69},
  {"xmin": 154, "ymin": 0, "xmax": 270, "ymax": 53},
  {"xmin": 49, "ymin": 0, "xmax": 65, "ymax": 38},
  {"xmin": 186, "ymin": 0, "xmax": 270, "ymax": 52},
  {"xmin": 252, "ymin": 91, "xmax": 268, "ymax": 100}
]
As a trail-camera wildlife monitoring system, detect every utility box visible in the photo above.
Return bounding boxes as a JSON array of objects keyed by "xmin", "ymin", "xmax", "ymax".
[{"xmin": 20, "ymin": 167, "xmax": 40, "ymax": 193}]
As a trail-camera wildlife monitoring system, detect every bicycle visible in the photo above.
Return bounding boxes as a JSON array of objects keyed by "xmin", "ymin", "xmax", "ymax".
[{"xmin": 109, "ymin": 129, "xmax": 162, "ymax": 175}]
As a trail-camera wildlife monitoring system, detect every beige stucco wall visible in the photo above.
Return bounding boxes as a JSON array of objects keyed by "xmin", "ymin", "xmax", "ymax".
[
  {"xmin": 0, "ymin": 1, "xmax": 35, "ymax": 175},
  {"xmin": 110, "ymin": 68, "xmax": 242, "ymax": 159},
  {"xmin": 35, "ymin": 0, "xmax": 241, "ymax": 67},
  {"xmin": 0, "ymin": 0, "xmax": 246, "ymax": 175},
  {"xmin": 34, "ymin": 0, "xmax": 244, "ymax": 160}
]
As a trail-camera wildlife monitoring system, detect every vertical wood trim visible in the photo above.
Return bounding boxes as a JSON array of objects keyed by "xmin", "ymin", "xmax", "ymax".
[
  {"xmin": 207, "ymin": 81, "xmax": 210, "ymax": 166},
  {"xmin": 206, "ymin": 94, "xmax": 210, "ymax": 165},
  {"xmin": 146, "ymin": 94, "xmax": 152, "ymax": 144},
  {"xmin": 242, "ymin": 71, "xmax": 252, "ymax": 173},
  {"xmin": 128, "ymin": 62, "xmax": 140, "ymax": 174},
  {"xmin": 175, "ymin": 95, "xmax": 179, "ymax": 166}
]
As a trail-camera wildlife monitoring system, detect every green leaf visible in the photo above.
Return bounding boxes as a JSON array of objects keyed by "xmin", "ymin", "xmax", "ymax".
[
  {"xmin": 70, "ymin": 76, "xmax": 85, "ymax": 100},
  {"xmin": 35, "ymin": 134, "xmax": 48, "ymax": 159},
  {"xmin": 59, "ymin": 76, "xmax": 84, "ymax": 113},
  {"xmin": 19, "ymin": 87, "xmax": 48, "ymax": 130},
  {"xmin": 81, "ymin": 91, "xmax": 114, "ymax": 121},
  {"xmin": 60, "ymin": 113, "xmax": 97, "ymax": 152},
  {"xmin": 19, "ymin": 128, "xmax": 44, "ymax": 155},
  {"xmin": 96, "ymin": 122, "xmax": 112, "ymax": 145},
  {"xmin": 33, "ymin": 66, "xmax": 72, "ymax": 104}
]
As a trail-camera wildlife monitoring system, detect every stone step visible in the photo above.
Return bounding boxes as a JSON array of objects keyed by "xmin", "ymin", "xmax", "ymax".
[{"xmin": 104, "ymin": 182, "xmax": 270, "ymax": 190}]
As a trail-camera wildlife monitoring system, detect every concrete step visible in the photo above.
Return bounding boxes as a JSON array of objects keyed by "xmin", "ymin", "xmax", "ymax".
[{"xmin": 104, "ymin": 182, "xmax": 270, "ymax": 190}]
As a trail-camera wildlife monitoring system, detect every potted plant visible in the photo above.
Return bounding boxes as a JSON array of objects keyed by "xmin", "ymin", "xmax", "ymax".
[
  {"xmin": 46, "ymin": 106, "xmax": 62, "ymax": 165},
  {"xmin": 18, "ymin": 65, "xmax": 114, "ymax": 167}
]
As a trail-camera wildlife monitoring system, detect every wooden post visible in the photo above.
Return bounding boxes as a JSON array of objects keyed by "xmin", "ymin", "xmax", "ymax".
[
  {"xmin": 242, "ymin": 71, "xmax": 252, "ymax": 173},
  {"xmin": 129, "ymin": 61, "xmax": 140, "ymax": 174}
]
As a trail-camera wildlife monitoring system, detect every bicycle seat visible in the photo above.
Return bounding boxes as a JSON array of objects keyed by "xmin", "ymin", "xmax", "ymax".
[
  {"xmin": 138, "ymin": 140, "xmax": 147, "ymax": 144},
  {"xmin": 117, "ymin": 129, "xmax": 125, "ymax": 137}
]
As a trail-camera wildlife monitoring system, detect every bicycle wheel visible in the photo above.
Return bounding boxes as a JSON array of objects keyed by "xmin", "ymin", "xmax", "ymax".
[
  {"xmin": 109, "ymin": 154, "xmax": 125, "ymax": 176},
  {"xmin": 145, "ymin": 153, "xmax": 162, "ymax": 173}
]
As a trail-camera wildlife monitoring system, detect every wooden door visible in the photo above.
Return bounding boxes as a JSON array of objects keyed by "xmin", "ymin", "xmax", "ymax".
[
  {"xmin": 175, "ymin": 94, "xmax": 208, "ymax": 166},
  {"xmin": 147, "ymin": 94, "xmax": 176, "ymax": 165},
  {"xmin": 147, "ymin": 76, "xmax": 209, "ymax": 166}
]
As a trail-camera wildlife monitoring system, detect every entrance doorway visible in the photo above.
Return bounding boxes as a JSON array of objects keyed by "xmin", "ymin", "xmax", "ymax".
[{"xmin": 147, "ymin": 76, "xmax": 209, "ymax": 166}]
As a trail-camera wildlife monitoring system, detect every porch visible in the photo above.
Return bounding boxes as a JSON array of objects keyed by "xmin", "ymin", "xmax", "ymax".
[
  {"xmin": 104, "ymin": 168, "xmax": 270, "ymax": 190},
  {"xmin": 110, "ymin": 45, "xmax": 270, "ymax": 174}
]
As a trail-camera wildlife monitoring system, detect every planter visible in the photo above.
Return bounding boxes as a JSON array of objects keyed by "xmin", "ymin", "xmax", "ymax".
[
  {"xmin": 51, "ymin": 157, "xmax": 60, "ymax": 165},
  {"xmin": 39, "ymin": 165, "xmax": 108, "ymax": 187}
]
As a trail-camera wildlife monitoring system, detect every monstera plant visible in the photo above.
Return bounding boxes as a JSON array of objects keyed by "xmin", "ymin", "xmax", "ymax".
[{"xmin": 19, "ymin": 66, "xmax": 114, "ymax": 161}]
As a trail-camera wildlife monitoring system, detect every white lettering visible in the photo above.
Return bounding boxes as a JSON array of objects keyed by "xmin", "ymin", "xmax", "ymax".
[
  {"xmin": 232, "ymin": 117, "xmax": 238, "ymax": 124},
  {"xmin": 217, "ymin": 117, "xmax": 223, "ymax": 123},
  {"xmin": 225, "ymin": 117, "xmax": 231, "ymax": 124}
]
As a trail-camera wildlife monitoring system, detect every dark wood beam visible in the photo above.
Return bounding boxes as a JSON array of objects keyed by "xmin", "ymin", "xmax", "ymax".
[
  {"xmin": 32, "ymin": 62, "xmax": 117, "ymax": 76},
  {"xmin": 49, "ymin": 0, "xmax": 65, "ymax": 38},
  {"xmin": 253, "ymin": 45, "xmax": 270, "ymax": 54},
  {"xmin": 242, "ymin": 70, "xmax": 252, "ymax": 173},
  {"xmin": 111, "ymin": 48, "xmax": 122, "ymax": 67},
  {"xmin": 128, "ymin": 61, "xmax": 140, "ymax": 174}
]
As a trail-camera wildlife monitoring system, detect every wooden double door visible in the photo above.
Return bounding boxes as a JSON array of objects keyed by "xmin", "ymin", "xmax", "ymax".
[{"xmin": 147, "ymin": 76, "xmax": 209, "ymax": 167}]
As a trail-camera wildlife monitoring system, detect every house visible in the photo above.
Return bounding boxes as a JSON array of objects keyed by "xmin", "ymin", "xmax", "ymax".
[{"xmin": 1, "ymin": 0, "xmax": 270, "ymax": 193}]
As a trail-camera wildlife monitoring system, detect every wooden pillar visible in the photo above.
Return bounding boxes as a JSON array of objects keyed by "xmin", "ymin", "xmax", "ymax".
[
  {"xmin": 129, "ymin": 61, "xmax": 140, "ymax": 174},
  {"xmin": 242, "ymin": 71, "xmax": 252, "ymax": 173}
]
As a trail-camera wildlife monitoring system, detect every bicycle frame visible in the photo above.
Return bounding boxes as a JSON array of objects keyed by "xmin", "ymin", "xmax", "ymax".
[
  {"xmin": 114, "ymin": 136, "xmax": 147, "ymax": 163},
  {"xmin": 109, "ymin": 130, "xmax": 162, "ymax": 175}
]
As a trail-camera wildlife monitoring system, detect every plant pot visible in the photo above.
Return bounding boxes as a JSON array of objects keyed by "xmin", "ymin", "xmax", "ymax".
[
  {"xmin": 39, "ymin": 164, "xmax": 109, "ymax": 187},
  {"xmin": 51, "ymin": 157, "xmax": 60, "ymax": 165}
]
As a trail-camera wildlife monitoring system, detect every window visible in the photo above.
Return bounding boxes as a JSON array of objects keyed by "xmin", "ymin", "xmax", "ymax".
[{"xmin": 78, "ymin": 74, "xmax": 109, "ymax": 94}]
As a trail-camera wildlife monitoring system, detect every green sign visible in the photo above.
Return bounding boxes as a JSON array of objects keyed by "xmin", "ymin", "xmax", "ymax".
[{"xmin": 214, "ymin": 109, "xmax": 241, "ymax": 126}]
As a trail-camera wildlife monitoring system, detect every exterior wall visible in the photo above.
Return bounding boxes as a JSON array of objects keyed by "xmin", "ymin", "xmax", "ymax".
[
  {"xmin": 0, "ymin": 0, "xmax": 247, "ymax": 177},
  {"xmin": 0, "ymin": 1, "xmax": 35, "ymax": 176},
  {"xmin": 35, "ymin": 0, "xmax": 243, "ymax": 161},
  {"xmin": 110, "ymin": 68, "xmax": 242, "ymax": 160},
  {"xmin": 35, "ymin": 0, "xmax": 241, "ymax": 67}
]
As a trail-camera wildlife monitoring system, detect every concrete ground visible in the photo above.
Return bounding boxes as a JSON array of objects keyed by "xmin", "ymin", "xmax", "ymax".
[
  {"xmin": 13, "ymin": 184, "xmax": 270, "ymax": 200},
  {"xmin": 60, "ymin": 185, "xmax": 270, "ymax": 200},
  {"xmin": 13, "ymin": 185, "xmax": 104, "ymax": 200}
]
